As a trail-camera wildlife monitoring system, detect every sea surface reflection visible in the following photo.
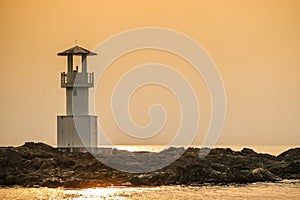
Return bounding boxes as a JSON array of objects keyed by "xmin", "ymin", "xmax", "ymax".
[{"xmin": 0, "ymin": 180, "xmax": 299, "ymax": 200}]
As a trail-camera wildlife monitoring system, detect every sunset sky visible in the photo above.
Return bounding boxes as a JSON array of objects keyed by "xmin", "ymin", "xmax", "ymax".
[{"xmin": 0, "ymin": 0, "xmax": 300, "ymax": 147}]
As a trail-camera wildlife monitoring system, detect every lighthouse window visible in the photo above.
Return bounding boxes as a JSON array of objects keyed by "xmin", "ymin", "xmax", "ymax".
[{"xmin": 73, "ymin": 89, "xmax": 77, "ymax": 96}]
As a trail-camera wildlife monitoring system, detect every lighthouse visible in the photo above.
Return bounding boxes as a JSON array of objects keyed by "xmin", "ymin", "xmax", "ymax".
[{"xmin": 57, "ymin": 45, "xmax": 98, "ymax": 152}]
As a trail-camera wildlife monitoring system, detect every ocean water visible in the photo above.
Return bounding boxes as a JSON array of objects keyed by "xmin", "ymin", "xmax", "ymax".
[
  {"xmin": 112, "ymin": 144, "xmax": 299, "ymax": 155},
  {"xmin": 0, "ymin": 180, "xmax": 299, "ymax": 200}
]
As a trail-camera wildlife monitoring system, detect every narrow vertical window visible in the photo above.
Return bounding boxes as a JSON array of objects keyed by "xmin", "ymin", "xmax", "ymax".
[{"xmin": 73, "ymin": 89, "xmax": 77, "ymax": 96}]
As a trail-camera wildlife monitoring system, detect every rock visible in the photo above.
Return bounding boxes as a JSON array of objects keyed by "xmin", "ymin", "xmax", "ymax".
[
  {"xmin": 251, "ymin": 168, "xmax": 282, "ymax": 182},
  {"xmin": 0, "ymin": 142, "xmax": 299, "ymax": 187},
  {"xmin": 241, "ymin": 148, "xmax": 258, "ymax": 155},
  {"xmin": 277, "ymin": 148, "xmax": 300, "ymax": 161},
  {"xmin": 22, "ymin": 142, "xmax": 54, "ymax": 151}
]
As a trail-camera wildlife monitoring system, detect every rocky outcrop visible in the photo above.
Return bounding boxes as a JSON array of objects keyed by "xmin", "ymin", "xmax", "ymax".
[{"xmin": 0, "ymin": 142, "xmax": 299, "ymax": 188}]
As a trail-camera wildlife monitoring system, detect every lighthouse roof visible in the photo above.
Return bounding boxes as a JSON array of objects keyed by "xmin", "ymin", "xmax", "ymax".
[{"xmin": 57, "ymin": 45, "xmax": 97, "ymax": 56}]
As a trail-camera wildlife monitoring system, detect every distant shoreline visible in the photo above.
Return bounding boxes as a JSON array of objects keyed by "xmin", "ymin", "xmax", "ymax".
[
  {"xmin": 0, "ymin": 142, "xmax": 299, "ymax": 188},
  {"xmin": 99, "ymin": 144, "xmax": 300, "ymax": 156}
]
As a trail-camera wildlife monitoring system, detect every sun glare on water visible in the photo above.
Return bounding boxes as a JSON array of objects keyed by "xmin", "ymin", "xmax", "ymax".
[{"xmin": 64, "ymin": 187, "xmax": 132, "ymax": 199}]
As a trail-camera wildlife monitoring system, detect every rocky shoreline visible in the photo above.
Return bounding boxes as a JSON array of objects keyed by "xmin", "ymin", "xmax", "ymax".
[{"xmin": 0, "ymin": 142, "xmax": 299, "ymax": 188}]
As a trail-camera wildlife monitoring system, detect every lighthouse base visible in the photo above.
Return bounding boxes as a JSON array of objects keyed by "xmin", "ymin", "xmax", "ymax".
[{"xmin": 57, "ymin": 115, "xmax": 98, "ymax": 151}]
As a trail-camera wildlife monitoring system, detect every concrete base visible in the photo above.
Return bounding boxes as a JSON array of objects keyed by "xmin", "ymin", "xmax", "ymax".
[{"xmin": 57, "ymin": 115, "xmax": 98, "ymax": 149}]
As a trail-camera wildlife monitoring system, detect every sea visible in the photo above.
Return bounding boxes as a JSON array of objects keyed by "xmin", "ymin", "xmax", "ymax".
[
  {"xmin": 111, "ymin": 144, "xmax": 300, "ymax": 156},
  {"xmin": 0, "ymin": 181, "xmax": 299, "ymax": 200},
  {"xmin": 1, "ymin": 145, "xmax": 299, "ymax": 200}
]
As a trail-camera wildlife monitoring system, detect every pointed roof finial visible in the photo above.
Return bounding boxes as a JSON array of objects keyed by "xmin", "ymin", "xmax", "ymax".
[{"xmin": 75, "ymin": 39, "xmax": 77, "ymax": 46}]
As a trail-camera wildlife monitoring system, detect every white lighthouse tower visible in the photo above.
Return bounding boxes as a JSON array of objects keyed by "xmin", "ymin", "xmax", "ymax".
[{"xmin": 57, "ymin": 45, "xmax": 98, "ymax": 152}]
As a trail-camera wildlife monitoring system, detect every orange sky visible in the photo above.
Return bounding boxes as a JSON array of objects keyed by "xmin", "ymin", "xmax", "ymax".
[{"xmin": 0, "ymin": 0, "xmax": 300, "ymax": 146}]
